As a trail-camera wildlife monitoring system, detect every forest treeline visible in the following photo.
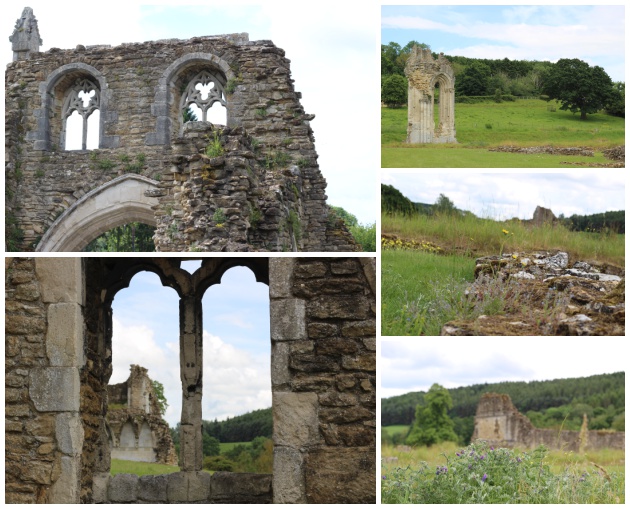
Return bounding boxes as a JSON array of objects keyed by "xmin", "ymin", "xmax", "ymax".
[
  {"xmin": 382, "ymin": 372, "xmax": 625, "ymax": 445},
  {"xmin": 202, "ymin": 407, "xmax": 272, "ymax": 443},
  {"xmin": 381, "ymin": 41, "xmax": 624, "ymax": 117},
  {"xmin": 382, "ymin": 184, "xmax": 625, "ymax": 234}
]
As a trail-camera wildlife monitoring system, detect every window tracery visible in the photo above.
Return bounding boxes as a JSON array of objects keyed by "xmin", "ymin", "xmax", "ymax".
[
  {"xmin": 62, "ymin": 78, "xmax": 101, "ymax": 150},
  {"xmin": 179, "ymin": 71, "xmax": 226, "ymax": 123}
]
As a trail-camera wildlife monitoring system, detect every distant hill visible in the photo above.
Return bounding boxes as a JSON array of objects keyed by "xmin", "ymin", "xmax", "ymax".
[{"xmin": 203, "ymin": 408, "xmax": 272, "ymax": 443}]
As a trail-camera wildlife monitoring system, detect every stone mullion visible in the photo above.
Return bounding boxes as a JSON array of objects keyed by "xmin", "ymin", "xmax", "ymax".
[{"xmin": 178, "ymin": 295, "xmax": 204, "ymax": 472}]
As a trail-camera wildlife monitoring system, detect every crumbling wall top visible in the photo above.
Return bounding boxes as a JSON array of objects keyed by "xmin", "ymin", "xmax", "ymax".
[{"xmin": 9, "ymin": 6, "xmax": 42, "ymax": 61}]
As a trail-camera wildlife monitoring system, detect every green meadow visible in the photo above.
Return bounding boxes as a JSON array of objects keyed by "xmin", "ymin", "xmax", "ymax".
[{"xmin": 381, "ymin": 99, "xmax": 624, "ymax": 167}]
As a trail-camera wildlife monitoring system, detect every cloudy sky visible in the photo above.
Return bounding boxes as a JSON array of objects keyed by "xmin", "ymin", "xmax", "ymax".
[
  {"xmin": 382, "ymin": 171, "xmax": 625, "ymax": 220},
  {"xmin": 381, "ymin": 338, "xmax": 626, "ymax": 400},
  {"xmin": 4, "ymin": 2, "xmax": 378, "ymax": 224},
  {"xmin": 109, "ymin": 261, "xmax": 271, "ymax": 427},
  {"xmin": 382, "ymin": 5, "xmax": 625, "ymax": 82}
]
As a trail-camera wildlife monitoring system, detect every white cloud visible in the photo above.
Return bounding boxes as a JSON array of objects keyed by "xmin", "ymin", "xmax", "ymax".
[
  {"xmin": 111, "ymin": 318, "xmax": 270, "ymax": 427},
  {"xmin": 381, "ymin": 338, "xmax": 626, "ymax": 400}
]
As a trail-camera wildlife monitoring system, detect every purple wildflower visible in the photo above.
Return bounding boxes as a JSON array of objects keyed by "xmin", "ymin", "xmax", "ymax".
[
  {"xmin": 490, "ymin": 446, "xmax": 494, "ymax": 451},
  {"xmin": 516, "ymin": 457, "xmax": 522, "ymax": 463},
  {"xmin": 482, "ymin": 473, "xmax": 488, "ymax": 482},
  {"xmin": 480, "ymin": 455, "xmax": 485, "ymax": 460},
  {"xmin": 382, "ymin": 475, "xmax": 387, "ymax": 480}
]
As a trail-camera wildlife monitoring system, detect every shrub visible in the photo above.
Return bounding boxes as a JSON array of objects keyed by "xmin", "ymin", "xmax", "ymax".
[{"xmin": 203, "ymin": 456, "xmax": 236, "ymax": 472}]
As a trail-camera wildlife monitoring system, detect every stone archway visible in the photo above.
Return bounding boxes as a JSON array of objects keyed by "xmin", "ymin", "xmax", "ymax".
[
  {"xmin": 405, "ymin": 46, "xmax": 457, "ymax": 144},
  {"xmin": 36, "ymin": 174, "xmax": 160, "ymax": 252}
]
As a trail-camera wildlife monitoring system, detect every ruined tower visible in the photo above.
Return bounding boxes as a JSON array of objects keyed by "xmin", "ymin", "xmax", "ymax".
[
  {"xmin": 9, "ymin": 7, "xmax": 42, "ymax": 61},
  {"xmin": 405, "ymin": 46, "xmax": 457, "ymax": 144}
]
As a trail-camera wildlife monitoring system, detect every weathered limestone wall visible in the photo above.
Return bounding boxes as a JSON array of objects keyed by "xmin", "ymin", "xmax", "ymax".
[
  {"xmin": 472, "ymin": 393, "xmax": 625, "ymax": 452},
  {"xmin": 106, "ymin": 365, "xmax": 178, "ymax": 465},
  {"xmin": 405, "ymin": 46, "xmax": 456, "ymax": 144},
  {"xmin": 5, "ymin": 257, "xmax": 85, "ymax": 503},
  {"xmin": 5, "ymin": 256, "xmax": 376, "ymax": 504},
  {"xmin": 5, "ymin": 12, "xmax": 357, "ymax": 252},
  {"xmin": 270, "ymin": 258, "xmax": 376, "ymax": 503}
]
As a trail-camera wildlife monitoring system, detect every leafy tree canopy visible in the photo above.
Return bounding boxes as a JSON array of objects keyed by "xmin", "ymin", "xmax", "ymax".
[
  {"xmin": 542, "ymin": 58, "xmax": 614, "ymax": 120},
  {"xmin": 406, "ymin": 383, "xmax": 459, "ymax": 447},
  {"xmin": 151, "ymin": 380, "xmax": 168, "ymax": 416},
  {"xmin": 381, "ymin": 74, "xmax": 408, "ymax": 108}
]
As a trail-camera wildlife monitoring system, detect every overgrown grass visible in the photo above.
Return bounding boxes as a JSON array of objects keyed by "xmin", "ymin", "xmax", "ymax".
[
  {"xmin": 382, "ymin": 249, "xmax": 475, "ymax": 336},
  {"xmin": 383, "ymin": 213, "xmax": 625, "ymax": 266},
  {"xmin": 382, "ymin": 441, "xmax": 624, "ymax": 504},
  {"xmin": 110, "ymin": 459, "xmax": 179, "ymax": 476},
  {"xmin": 381, "ymin": 99, "xmax": 624, "ymax": 167}
]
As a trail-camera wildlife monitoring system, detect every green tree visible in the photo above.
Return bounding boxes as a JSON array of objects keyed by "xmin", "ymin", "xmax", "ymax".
[
  {"xmin": 606, "ymin": 81, "xmax": 625, "ymax": 117},
  {"xmin": 151, "ymin": 380, "xmax": 168, "ymax": 415},
  {"xmin": 202, "ymin": 433, "xmax": 221, "ymax": 457},
  {"xmin": 406, "ymin": 383, "xmax": 458, "ymax": 446},
  {"xmin": 433, "ymin": 193, "xmax": 456, "ymax": 215},
  {"xmin": 457, "ymin": 61, "xmax": 491, "ymax": 96},
  {"xmin": 183, "ymin": 106, "xmax": 198, "ymax": 122},
  {"xmin": 330, "ymin": 205, "xmax": 358, "ymax": 227},
  {"xmin": 542, "ymin": 59, "xmax": 614, "ymax": 120},
  {"xmin": 381, "ymin": 74, "xmax": 408, "ymax": 108}
]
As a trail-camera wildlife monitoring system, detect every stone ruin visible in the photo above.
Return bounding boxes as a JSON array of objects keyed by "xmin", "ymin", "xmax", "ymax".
[
  {"xmin": 5, "ymin": 7, "xmax": 357, "ymax": 252},
  {"xmin": 531, "ymin": 205, "xmax": 557, "ymax": 226},
  {"xmin": 5, "ymin": 256, "xmax": 376, "ymax": 503},
  {"xmin": 404, "ymin": 46, "xmax": 457, "ymax": 144},
  {"xmin": 472, "ymin": 393, "xmax": 625, "ymax": 452},
  {"xmin": 442, "ymin": 250, "xmax": 624, "ymax": 335},
  {"xmin": 106, "ymin": 365, "xmax": 177, "ymax": 465}
]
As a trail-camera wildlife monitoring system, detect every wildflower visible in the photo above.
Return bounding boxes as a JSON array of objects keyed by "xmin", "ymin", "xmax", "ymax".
[
  {"xmin": 511, "ymin": 254, "xmax": 517, "ymax": 259},
  {"xmin": 482, "ymin": 473, "xmax": 488, "ymax": 482},
  {"xmin": 516, "ymin": 457, "xmax": 522, "ymax": 463},
  {"xmin": 502, "ymin": 229, "xmax": 509, "ymax": 235}
]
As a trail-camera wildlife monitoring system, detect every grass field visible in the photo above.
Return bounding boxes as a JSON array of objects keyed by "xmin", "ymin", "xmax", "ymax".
[
  {"xmin": 381, "ymin": 99, "xmax": 624, "ymax": 167},
  {"xmin": 381, "ymin": 213, "xmax": 625, "ymax": 336},
  {"xmin": 382, "ymin": 442, "xmax": 625, "ymax": 503},
  {"xmin": 110, "ymin": 458, "xmax": 180, "ymax": 476}
]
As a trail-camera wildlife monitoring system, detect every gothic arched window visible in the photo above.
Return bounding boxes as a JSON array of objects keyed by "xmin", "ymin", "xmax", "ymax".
[
  {"xmin": 62, "ymin": 78, "xmax": 100, "ymax": 150},
  {"xmin": 180, "ymin": 70, "xmax": 226, "ymax": 124}
]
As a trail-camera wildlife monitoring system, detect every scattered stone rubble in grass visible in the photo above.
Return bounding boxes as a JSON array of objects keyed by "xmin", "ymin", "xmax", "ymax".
[
  {"xmin": 441, "ymin": 250, "xmax": 625, "ymax": 336},
  {"xmin": 488, "ymin": 145, "xmax": 595, "ymax": 156}
]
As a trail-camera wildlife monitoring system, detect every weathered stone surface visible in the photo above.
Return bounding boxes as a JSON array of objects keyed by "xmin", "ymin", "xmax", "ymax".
[
  {"xmin": 108, "ymin": 474, "xmax": 139, "ymax": 503},
  {"xmin": 307, "ymin": 295, "xmax": 370, "ymax": 320},
  {"xmin": 50, "ymin": 455, "xmax": 80, "ymax": 503},
  {"xmin": 273, "ymin": 447, "xmax": 306, "ymax": 504},
  {"xmin": 209, "ymin": 472, "xmax": 272, "ymax": 503},
  {"xmin": 55, "ymin": 413, "xmax": 84, "ymax": 455},
  {"xmin": 443, "ymin": 251, "xmax": 624, "ymax": 336},
  {"xmin": 46, "ymin": 303, "xmax": 83, "ymax": 366},
  {"xmin": 304, "ymin": 448, "xmax": 376, "ymax": 504},
  {"xmin": 29, "ymin": 368, "xmax": 80, "ymax": 411},
  {"xmin": 35, "ymin": 258, "xmax": 83, "ymax": 304},
  {"xmin": 273, "ymin": 392, "xmax": 319, "ymax": 447},
  {"xmin": 137, "ymin": 475, "xmax": 168, "ymax": 502},
  {"xmin": 270, "ymin": 298, "xmax": 306, "ymax": 340}
]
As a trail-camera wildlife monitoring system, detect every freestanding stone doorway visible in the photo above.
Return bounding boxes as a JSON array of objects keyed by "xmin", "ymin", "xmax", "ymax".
[{"xmin": 405, "ymin": 46, "xmax": 457, "ymax": 144}]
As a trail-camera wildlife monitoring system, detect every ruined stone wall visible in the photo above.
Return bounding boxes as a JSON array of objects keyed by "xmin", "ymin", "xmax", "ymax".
[
  {"xmin": 5, "ymin": 257, "xmax": 85, "ymax": 503},
  {"xmin": 5, "ymin": 256, "xmax": 376, "ymax": 504},
  {"xmin": 270, "ymin": 258, "xmax": 376, "ymax": 503},
  {"xmin": 106, "ymin": 365, "xmax": 178, "ymax": 465},
  {"xmin": 5, "ymin": 18, "xmax": 357, "ymax": 252},
  {"xmin": 472, "ymin": 393, "xmax": 625, "ymax": 452}
]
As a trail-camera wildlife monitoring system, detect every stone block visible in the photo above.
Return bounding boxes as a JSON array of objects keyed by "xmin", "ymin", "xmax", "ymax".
[
  {"xmin": 342, "ymin": 353, "xmax": 376, "ymax": 372},
  {"xmin": 330, "ymin": 259, "xmax": 358, "ymax": 275},
  {"xmin": 56, "ymin": 413, "xmax": 84, "ymax": 455},
  {"xmin": 108, "ymin": 473, "xmax": 139, "ymax": 503},
  {"xmin": 272, "ymin": 446, "xmax": 306, "ymax": 503},
  {"xmin": 273, "ymin": 392, "xmax": 319, "ymax": 447},
  {"xmin": 138, "ymin": 474, "xmax": 168, "ymax": 502},
  {"xmin": 209, "ymin": 472, "xmax": 272, "ymax": 503},
  {"xmin": 46, "ymin": 303, "xmax": 84, "ymax": 366},
  {"xmin": 5, "ymin": 314, "xmax": 45, "ymax": 335},
  {"xmin": 341, "ymin": 319, "xmax": 376, "ymax": 337},
  {"xmin": 91, "ymin": 473, "xmax": 110, "ymax": 504},
  {"xmin": 29, "ymin": 368, "xmax": 80, "ymax": 412},
  {"xmin": 166, "ymin": 471, "xmax": 188, "ymax": 502},
  {"xmin": 269, "ymin": 258, "xmax": 294, "ymax": 298},
  {"xmin": 35, "ymin": 258, "xmax": 83, "ymax": 304},
  {"xmin": 50, "ymin": 455, "xmax": 80, "ymax": 503},
  {"xmin": 270, "ymin": 298, "xmax": 306, "ymax": 340},
  {"xmin": 188, "ymin": 471, "xmax": 211, "ymax": 502},
  {"xmin": 304, "ymin": 447, "xmax": 376, "ymax": 504},
  {"xmin": 307, "ymin": 295, "xmax": 370, "ymax": 320},
  {"xmin": 295, "ymin": 261, "xmax": 328, "ymax": 278},
  {"xmin": 271, "ymin": 341, "xmax": 290, "ymax": 388}
]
